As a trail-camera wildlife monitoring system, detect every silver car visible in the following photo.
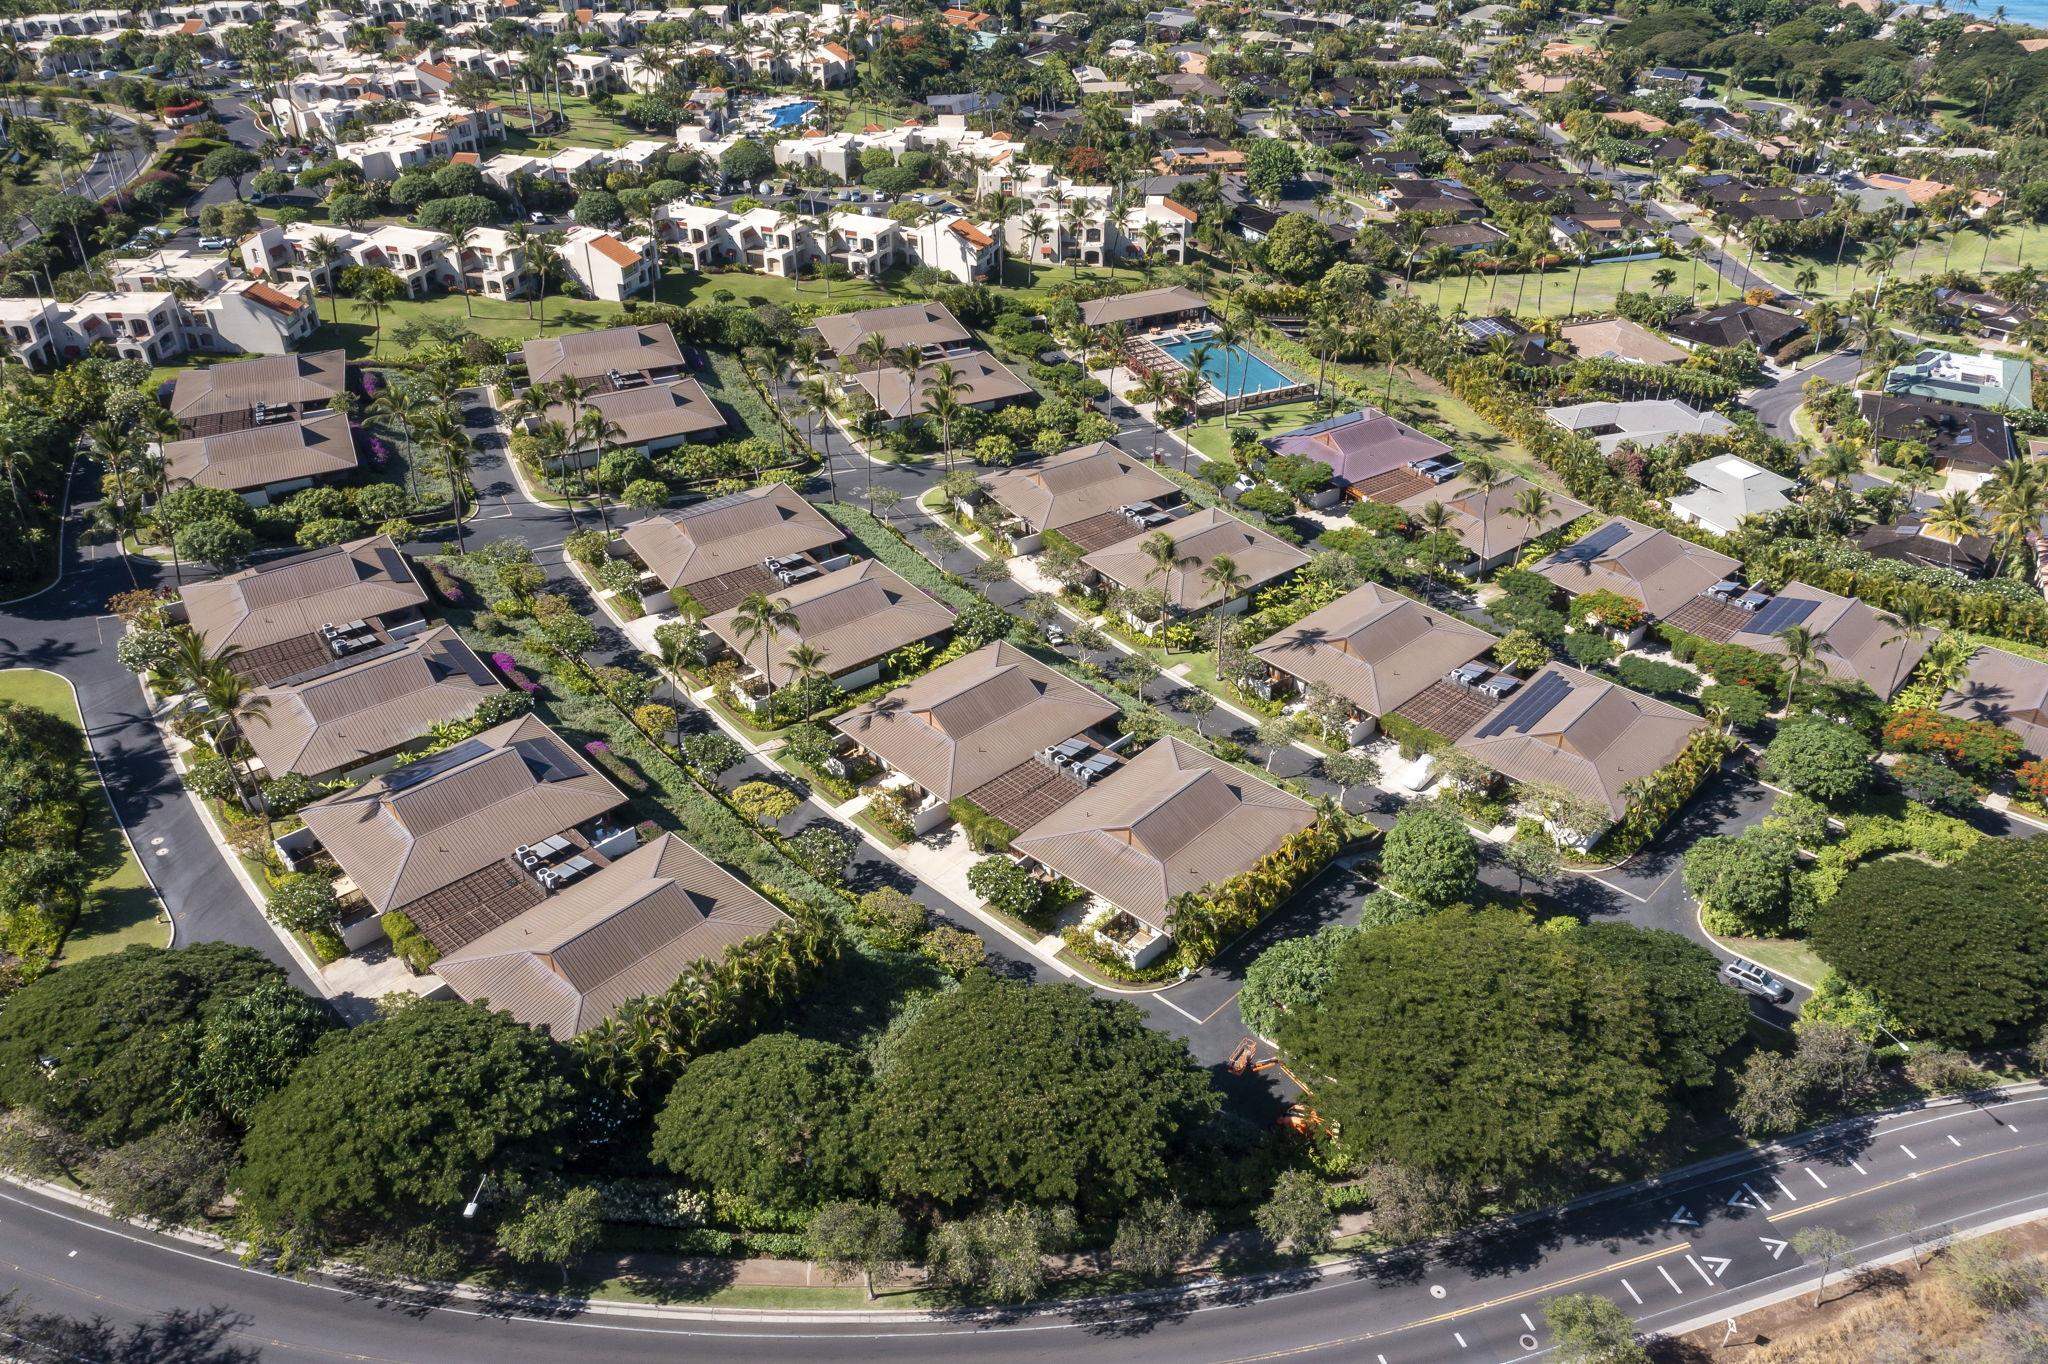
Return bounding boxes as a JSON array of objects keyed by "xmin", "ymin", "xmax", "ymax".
[{"xmin": 1721, "ymin": 959, "xmax": 1791, "ymax": 1003}]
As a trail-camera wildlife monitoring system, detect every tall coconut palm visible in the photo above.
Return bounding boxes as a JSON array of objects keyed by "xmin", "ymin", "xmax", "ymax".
[
  {"xmin": 200, "ymin": 659, "xmax": 276, "ymax": 848},
  {"xmin": 301, "ymin": 234, "xmax": 347, "ymax": 324},
  {"xmin": 1463, "ymin": 458, "xmax": 1504, "ymax": 567},
  {"xmin": 1134, "ymin": 368, "xmax": 1172, "ymax": 464},
  {"xmin": 1923, "ymin": 489, "xmax": 1984, "ymax": 574},
  {"xmin": 1201, "ymin": 553, "xmax": 1249, "ymax": 676},
  {"xmin": 923, "ymin": 360, "xmax": 970, "ymax": 473},
  {"xmin": 731, "ymin": 592, "xmax": 798, "ymax": 706},
  {"xmin": 1774, "ymin": 623, "xmax": 1825, "ymax": 716},
  {"xmin": 1511, "ymin": 485, "xmax": 1551, "ymax": 546},
  {"xmin": 1879, "ymin": 599, "xmax": 1931, "ymax": 701},
  {"xmin": 1139, "ymin": 528, "xmax": 1193, "ymax": 603},
  {"xmin": 86, "ymin": 420, "xmax": 140, "ymax": 589},
  {"xmin": 575, "ymin": 406, "xmax": 627, "ymax": 537}
]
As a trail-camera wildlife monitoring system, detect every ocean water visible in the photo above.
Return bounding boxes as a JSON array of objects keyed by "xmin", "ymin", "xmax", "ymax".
[{"xmin": 1953, "ymin": 0, "xmax": 2048, "ymax": 27}]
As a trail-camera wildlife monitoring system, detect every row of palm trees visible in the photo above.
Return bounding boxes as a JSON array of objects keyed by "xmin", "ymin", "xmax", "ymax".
[{"xmin": 504, "ymin": 374, "xmax": 628, "ymax": 536}]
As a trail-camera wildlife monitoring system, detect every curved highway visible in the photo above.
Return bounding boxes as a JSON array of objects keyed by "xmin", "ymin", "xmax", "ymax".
[{"xmin": 4, "ymin": 1088, "xmax": 2047, "ymax": 1361}]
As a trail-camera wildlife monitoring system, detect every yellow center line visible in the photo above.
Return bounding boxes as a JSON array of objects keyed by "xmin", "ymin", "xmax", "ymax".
[
  {"xmin": 1212, "ymin": 1242, "xmax": 1692, "ymax": 1363},
  {"xmin": 1768, "ymin": 1146, "xmax": 2023, "ymax": 1222}
]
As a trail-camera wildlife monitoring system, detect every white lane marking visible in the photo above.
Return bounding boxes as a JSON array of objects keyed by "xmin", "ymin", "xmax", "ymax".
[
  {"xmin": 1851, "ymin": 1159, "xmax": 1868, "ymax": 1174},
  {"xmin": 1804, "ymin": 1167, "xmax": 1828, "ymax": 1189},
  {"xmin": 1454, "ymin": 1331, "xmax": 1467, "ymax": 1348},
  {"xmin": 1520, "ymin": 1313, "xmax": 1535, "ymax": 1330},
  {"xmin": 1151, "ymin": 993, "xmax": 1203, "ymax": 1025},
  {"xmin": 1950, "ymin": 1134, "xmax": 1964, "ymax": 1148},
  {"xmin": 1901, "ymin": 1144, "xmax": 1919, "ymax": 1160},
  {"xmin": 1685, "ymin": 1255, "xmax": 1716, "ymax": 1287},
  {"xmin": 1729, "ymin": 1182, "xmax": 1769, "ymax": 1211},
  {"xmin": 1658, "ymin": 1264, "xmax": 1684, "ymax": 1295},
  {"xmin": 1620, "ymin": 1277, "xmax": 1642, "ymax": 1304},
  {"xmin": 1771, "ymin": 1175, "xmax": 1799, "ymax": 1202}
]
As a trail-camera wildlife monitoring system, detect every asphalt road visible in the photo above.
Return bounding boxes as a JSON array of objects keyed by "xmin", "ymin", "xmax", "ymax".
[{"xmin": 5, "ymin": 1088, "xmax": 2046, "ymax": 1361}]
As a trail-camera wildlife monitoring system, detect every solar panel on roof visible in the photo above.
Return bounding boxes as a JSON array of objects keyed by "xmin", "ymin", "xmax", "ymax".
[
  {"xmin": 1552, "ymin": 521, "xmax": 1632, "ymax": 564},
  {"xmin": 1745, "ymin": 596, "xmax": 1819, "ymax": 636},
  {"xmin": 384, "ymin": 737, "xmax": 491, "ymax": 790},
  {"xmin": 1473, "ymin": 669, "xmax": 1574, "ymax": 738}
]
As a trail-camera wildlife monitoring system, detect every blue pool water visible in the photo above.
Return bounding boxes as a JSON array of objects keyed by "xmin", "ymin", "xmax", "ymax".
[
  {"xmin": 768, "ymin": 101, "xmax": 817, "ymax": 128},
  {"xmin": 1157, "ymin": 331, "xmax": 1292, "ymax": 397}
]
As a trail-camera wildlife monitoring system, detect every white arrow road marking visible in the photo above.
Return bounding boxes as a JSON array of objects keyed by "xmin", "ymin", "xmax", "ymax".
[
  {"xmin": 1760, "ymin": 1236, "xmax": 1789, "ymax": 1260},
  {"xmin": 1701, "ymin": 1255, "xmax": 1733, "ymax": 1279},
  {"xmin": 1669, "ymin": 1205, "xmax": 1699, "ymax": 1227},
  {"xmin": 1728, "ymin": 1182, "xmax": 1770, "ymax": 1211}
]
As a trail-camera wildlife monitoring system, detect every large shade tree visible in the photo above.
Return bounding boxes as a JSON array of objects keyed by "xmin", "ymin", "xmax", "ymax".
[
  {"xmin": 862, "ymin": 976, "xmax": 1219, "ymax": 1214},
  {"xmin": 652, "ymin": 1034, "xmax": 866, "ymax": 1210},
  {"xmin": 1281, "ymin": 909, "xmax": 1673, "ymax": 1193}
]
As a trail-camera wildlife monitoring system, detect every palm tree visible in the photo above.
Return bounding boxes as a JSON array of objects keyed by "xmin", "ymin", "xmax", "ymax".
[
  {"xmin": 1982, "ymin": 456, "xmax": 2048, "ymax": 580},
  {"xmin": 200, "ymin": 660, "xmax": 276, "ymax": 848},
  {"xmin": 1464, "ymin": 458, "xmax": 1505, "ymax": 567},
  {"xmin": 1134, "ymin": 368, "xmax": 1172, "ymax": 464},
  {"xmin": 731, "ymin": 592, "xmax": 799, "ymax": 706},
  {"xmin": 796, "ymin": 371, "xmax": 839, "ymax": 504},
  {"xmin": 852, "ymin": 331, "xmax": 893, "ymax": 501},
  {"xmin": 1201, "ymin": 553, "xmax": 1250, "ymax": 677},
  {"xmin": 1774, "ymin": 623, "xmax": 1824, "ymax": 716},
  {"xmin": 301, "ymin": 234, "xmax": 346, "ymax": 324},
  {"xmin": 1305, "ymin": 314, "xmax": 1346, "ymax": 409},
  {"xmin": 1924, "ymin": 489, "xmax": 1984, "ymax": 574},
  {"xmin": 1139, "ymin": 528, "xmax": 1192, "ymax": 602},
  {"xmin": 1511, "ymin": 485, "xmax": 1551, "ymax": 546},
  {"xmin": 787, "ymin": 641, "xmax": 831, "ymax": 685},
  {"xmin": 923, "ymin": 360, "xmax": 970, "ymax": 472},
  {"xmin": 1879, "ymin": 599, "xmax": 1931, "ymax": 701},
  {"xmin": 1211, "ymin": 315, "xmax": 1246, "ymax": 430},
  {"xmin": 1808, "ymin": 441, "xmax": 1863, "ymax": 492},
  {"xmin": 575, "ymin": 406, "xmax": 626, "ymax": 537},
  {"xmin": 444, "ymin": 222, "xmax": 477, "ymax": 319},
  {"xmin": 86, "ymin": 420, "xmax": 140, "ymax": 589}
]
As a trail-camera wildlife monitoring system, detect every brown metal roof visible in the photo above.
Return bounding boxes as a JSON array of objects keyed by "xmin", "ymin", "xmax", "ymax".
[
  {"xmin": 1391, "ymin": 474, "xmax": 1592, "ymax": 562},
  {"xmin": 1082, "ymin": 507, "xmax": 1310, "ymax": 611},
  {"xmin": 1534, "ymin": 517, "xmax": 1740, "ymax": 619},
  {"xmin": 161, "ymin": 407, "xmax": 358, "ymax": 494},
  {"xmin": 1077, "ymin": 285, "xmax": 1209, "ymax": 329},
  {"xmin": 242, "ymin": 626, "xmax": 503, "ymax": 778},
  {"xmin": 832, "ymin": 641, "xmax": 1118, "ymax": 801},
  {"xmin": 621, "ymin": 483, "xmax": 843, "ymax": 594},
  {"xmin": 167, "ymin": 349, "xmax": 346, "ymax": 421},
  {"xmin": 1013, "ymin": 737, "xmax": 1315, "ymax": 931},
  {"xmin": 846, "ymin": 349, "xmax": 1033, "ymax": 420},
  {"xmin": 1252, "ymin": 583, "xmax": 1495, "ymax": 717},
  {"xmin": 434, "ymin": 833, "xmax": 788, "ymax": 1038},
  {"xmin": 811, "ymin": 301, "xmax": 972, "ymax": 357},
  {"xmin": 702, "ymin": 559, "xmax": 956, "ymax": 687},
  {"xmin": 978, "ymin": 442, "xmax": 1178, "ymax": 534},
  {"xmin": 544, "ymin": 376, "xmax": 727, "ymax": 449},
  {"xmin": 181, "ymin": 535, "xmax": 428, "ymax": 661},
  {"xmin": 298, "ymin": 713, "xmax": 626, "ymax": 914},
  {"xmin": 1726, "ymin": 581, "xmax": 1934, "ymax": 698},
  {"xmin": 1453, "ymin": 662, "xmax": 1705, "ymax": 818},
  {"xmin": 520, "ymin": 323, "xmax": 685, "ymax": 387},
  {"xmin": 1941, "ymin": 645, "xmax": 2048, "ymax": 759}
]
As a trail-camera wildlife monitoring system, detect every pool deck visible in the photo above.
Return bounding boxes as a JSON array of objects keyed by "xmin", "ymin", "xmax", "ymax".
[{"xmin": 1125, "ymin": 328, "xmax": 1312, "ymax": 415}]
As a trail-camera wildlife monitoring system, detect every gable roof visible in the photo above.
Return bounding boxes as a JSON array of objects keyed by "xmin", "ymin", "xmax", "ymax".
[
  {"xmin": 1666, "ymin": 301, "xmax": 1806, "ymax": 351},
  {"xmin": 1941, "ymin": 646, "xmax": 2048, "ymax": 759},
  {"xmin": 1082, "ymin": 507, "xmax": 1310, "ymax": 610},
  {"xmin": 1725, "ymin": 581, "xmax": 1934, "ymax": 698},
  {"xmin": 622, "ymin": 482, "xmax": 843, "ymax": 593},
  {"xmin": 977, "ymin": 442, "xmax": 1178, "ymax": 533},
  {"xmin": 701, "ymin": 559, "xmax": 956, "ymax": 686},
  {"xmin": 1012, "ymin": 737, "xmax": 1315, "ymax": 931},
  {"xmin": 1544, "ymin": 399, "xmax": 1736, "ymax": 455},
  {"xmin": 1252, "ymin": 583, "xmax": 1495, "ymax": 717},
  {"xmin": 811, "ymin": 301, "xmax": 971, "ymax": 356},
  {"xmin": 1390, "ymin": 473, "xmax": 1592, "ymax": 562},
  {"xmin": 832, "ymin": 641, "xmax": 1119, "ymax": 801},
  {"xmin": 548, "ymin": 375, "xmax": 727, "ymax": 447},
  {"xmin": 161, "ymin": 407, "xmax": 358, "ymax": 494},
  {"xmin": 181, "ymin": 535, "xmax": 428, "ymax": 660},
  {"xmin": 434, "ymin": 833, "xmax": 788, "ymax": 1038},
  {"xmin": 1076, "ymin": 285, "xmax": 1209, "ymax": 328},
  {"xmin": 1534, "ymin": 517, "xmax": 1740, "ymax": 619},
  {"xmin": 521, "ymin": 323, "xmax": 685, "ymax": 386},
  {"xmin": 298, "ymin": 713, "xmax": 626, "ymax": 914},
  {"xmin": 242, "ymin": 626, "xmax": 503, "ymax": 777},
  {"xmin": 847, "ymin": 349, "xmax": 1032, "ymax": 419},
  {"xmin": 1558, "ymin": 318, "xmax": 1688, "ymax": 366},
  {"xmin": 1454, "ymin": 662, "xmax": 1705, "ymax": 818}
]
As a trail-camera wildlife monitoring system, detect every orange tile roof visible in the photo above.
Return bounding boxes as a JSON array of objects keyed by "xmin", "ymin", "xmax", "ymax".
[
  {"xmin": 450, "ymin": 151, "xmax": 480, "ymax": 164},
  {"xmin": 592, "ymin": 235, "xmax": 640, "ymax": 267},
  {"xmin": 949, "ymin": 219, "xmax": 993, "ymax": 248},
  {"xmin": 1162, "ymin": 197, "xmax": 1197, "ymax": 221},
  {"xmin": 823, "ymin": 41, "xmax": 853, "ymax": 59},
  {"xmin": 2021, "ymin": 37, "xmax": 2048, "ymax": 51},
  {"xmin": 418, "ymin": 61, "xmax": 455, "ymax": 82},
  {"xmin": 179, "ymin": 18, "xmax": 202, "ymax": 33},
  {"xmin": 245, "ymin": 282, "xmax": 305, "ymax": 315},
  {"xmin": 1604, "ymin": 109, "xmax": 1669, "ymax": 132}
]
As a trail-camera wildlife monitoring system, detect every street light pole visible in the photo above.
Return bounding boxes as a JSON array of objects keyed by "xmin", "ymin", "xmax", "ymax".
[{"xmin": 462, "ymin": 1172, "xmax": 490, "ymax": 1220}]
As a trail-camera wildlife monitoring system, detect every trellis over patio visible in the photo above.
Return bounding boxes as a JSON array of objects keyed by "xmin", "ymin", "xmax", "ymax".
[{"xmin": 1116, "ymin": 332, "xmax": 1314, "ymax": 418}]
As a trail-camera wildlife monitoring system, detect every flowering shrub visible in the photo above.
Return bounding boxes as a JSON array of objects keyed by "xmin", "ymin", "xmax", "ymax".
[
  {"xmin": 584, "ymin": 739, "xmax": 611, "ymax": 756},
  {"xmin": 1882, "ymin": 708, "xmax": 2023, "ymax": 777},
  {"xmin": 489, "ymin": 650, "xmax": 540, "ymax": 694},
  {"xmin": 2018, "ymin": 759, "xmax": 2048, "ymax": 806}
]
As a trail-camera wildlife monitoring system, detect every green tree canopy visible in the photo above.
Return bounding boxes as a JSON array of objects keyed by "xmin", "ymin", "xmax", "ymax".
[
  {"xmin": 1571, "ymin": 923, "xmax": 1747, "ymax": 1090},
  {"xmin": 652, "ymin": 1034, "xmax": 865, "ymax": 1210},
  {"xmin": 1760, "ymin": 718, "xmax": 1873, "ymax": 805},
  {"xmin": 1380, "ymin": 806, "xmax": 1477, "ymax": 907},
  {"xmin": 1810, "ymin": 839, "xmax": 2048, "ymax": 1045},
  {"xmin": 1239, "ymin": 923, "xmax": 1359, "ymax": 1039},
  {"xmin": 1281, "ymin": 909, "xmax": 1670, "ymax": 1191},
  {"xmin": 0, "ymin": 943, "xmax": 286, "ymax": 1146},
  {"xmin": 234, "ymin": 1000, "xmax": 580, "ymax": 1241},
  {"xmin": 862, "ymin": 976, "xmax": 1219, "ymax": 1214}
]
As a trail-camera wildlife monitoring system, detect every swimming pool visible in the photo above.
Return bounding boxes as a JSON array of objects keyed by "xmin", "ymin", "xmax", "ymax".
[
  {"xmin": 1156, "ymin": 330, "xmax": 1293, "ymax": 397},
  {"xmin": 767, "ymin": 101, "xmax": 817, "ymax": 129}
]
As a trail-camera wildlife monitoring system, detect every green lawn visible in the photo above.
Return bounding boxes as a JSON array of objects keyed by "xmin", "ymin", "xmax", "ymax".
[
  {"xmin": 0, "ymin": 669, "xmax": 167, "ymax": 960},
  {"xmin": 1715, "ymin": 933, "xmax": 1827, "ymax": 989},
  {"xmin": 1186, "ymin": 399, "xmax": 1322, "ymax": 462},
  {"xmin": 1748, "ymin": 220, "xmax": 2048, "ymax": 305},
  {"xmin": 1404, "ymin": 256, "xmax": 1742, "ymax": 321},
  {"xmin": 498, "ymin": 95, "xmax": 645, "ymax": 152}
]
